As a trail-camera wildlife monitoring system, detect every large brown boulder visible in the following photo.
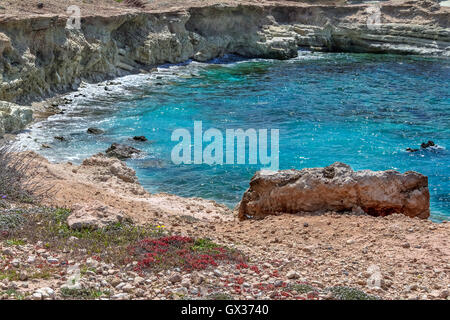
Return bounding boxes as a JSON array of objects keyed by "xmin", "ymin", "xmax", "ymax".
[{"xmin": 238, "ymin": 162, "xmax": 430, "ymax": 220}]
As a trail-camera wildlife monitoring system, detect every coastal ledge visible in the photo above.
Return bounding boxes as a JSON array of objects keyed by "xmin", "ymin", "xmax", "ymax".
[{"xmin": 0, "ymin": 0, "xmax": 449, "ymax": 104}]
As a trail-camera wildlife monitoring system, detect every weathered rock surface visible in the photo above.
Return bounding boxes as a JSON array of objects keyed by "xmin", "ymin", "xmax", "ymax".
[
  {"xmin": 67, "ymin": 201, "xmax": 130, "ymax": 230},
  {"xmin": 0, "ymin": 1, "xmax": 449, "ymax": 103},
  {"xmin": 238, "ymin": 162, "xmax": 430, "ymax": 220},
  {"xmin": 0, "ymin": 101, "xmax": 33, "ymax": 138},
  {"xmin": 82, "ymin": 153, "xmax": 139, "ymax": 183}
]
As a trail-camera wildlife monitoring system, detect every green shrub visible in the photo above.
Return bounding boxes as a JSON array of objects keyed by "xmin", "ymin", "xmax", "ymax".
[{"xmin": 328, "ymin": 286, "xmax": 379, "ymax": 300}]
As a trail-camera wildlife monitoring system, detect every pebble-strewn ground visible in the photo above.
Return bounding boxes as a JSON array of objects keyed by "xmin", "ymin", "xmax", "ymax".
[{"xmin": 1, "ymin": 209, "xmax": 449, "ymax": 300}]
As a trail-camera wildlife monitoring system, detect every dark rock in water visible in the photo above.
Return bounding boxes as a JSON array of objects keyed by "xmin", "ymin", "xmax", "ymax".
[
  {"xmin": 54, "ymin": 136, "xmax": 66, "ymax": 142},
  {"xmin": 421, "ymin": 141, "xmax": 435, "ymax": 149},
  {"xmin": 406, "ymin": 140, "xmax": 435, "ymax": 152},
  {"xmin": 87, "ymin": 127, "xmax": 104, "ymax": 135},
  {"xmin": 106, "ymin": 143, "xmax": 141, "ymax": 160},
  {"xmin": 133, "ymin": 136, "xmax": 148, "ymax": 142},
  {"xmin": 41, "ymin": 144, "xmax": 51, "ymax": 149}
]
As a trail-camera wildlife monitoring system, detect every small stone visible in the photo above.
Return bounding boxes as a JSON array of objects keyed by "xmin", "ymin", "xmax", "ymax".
[
  {"xmin": 135, "ymin": 288, "xmax": 145, "ymax": 297},
  {"xmin": 86, "ymin": 257, "xmax": 99, "ymax": 268},
  {"xmin": 32, "ymin": 292, "xmax": 42, "ymax": 300},
  {"xmin": 47, "ymin": 257, "xmax": 59, "ymax": 264},
  {"xmin": 169, "ymin": 273, "xmax": 182, "ymax": 284},
  {"xmin": 111, "ymin": 293, "xmax": 129, "ymax": 300},
  {"xmin": 115, "ymin": 282, "xmax": 126, "ymax": 290},
  {"xmin": 261, "ymin": 274, "xmax": 270, "ymax": 281},
  {"xmin": 286, "ymin": 270, "xmax": 299, "ymax": 279},
  {"xmin": 34, "ymin": 287, "xmax": 54, "ymax": 299},
  {"xmin": 134, "ymin": 277, "xmax": 145, "ymax": 284},
  {"xmin": 439, "ymin": 290, "xmax": 449, "ymax": 299},
  {"xmin": 181, "ymin": 278, "xmax": 190, "ymax": 288},
  {"xmin": 2, "ymin": 248, "xmax": 14, "ymax": 256},
  {"xmin": 122, "ymin": 283, "xmax": 134, "ymax": 293},
  {"xmin": 11, "ymin": 259, "xmax": 20, "ymax": 268},
  {"xmin": 19, "ymin": 272, "xmax": 28, "ymax": 281},
  {"xmin": 213, "ymin": 269, "xmax": 222, "ymax": 277},
  {"xmin": 402, "ymin": 242, "xmax": 411, "ymax": 249}
]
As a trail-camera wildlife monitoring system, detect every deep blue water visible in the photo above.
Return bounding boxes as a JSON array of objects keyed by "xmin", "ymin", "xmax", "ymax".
[{"xmin": 18, "ymin": 51, "xmax": 450, "ymax": 221}]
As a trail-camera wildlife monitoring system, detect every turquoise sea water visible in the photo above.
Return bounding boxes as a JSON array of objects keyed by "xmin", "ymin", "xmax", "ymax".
[{"xmin": 18, "ymin": 51, "xmax": 450, "ymax": 221}]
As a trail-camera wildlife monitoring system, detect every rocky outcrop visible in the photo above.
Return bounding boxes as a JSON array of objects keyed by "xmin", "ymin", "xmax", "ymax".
[
  {"xmin": 0, "ymin": 101, "xmax": 33, "ymax": 138},
  {"xmin": 81, "ymin": 153, "xmax": 140, "ymax": 184},
  {"xmin": 0, "ymin": 1, "xmax": 449, "ymax": 103},
  {"xmin": 238, "ymin": 162, "xmax": 430, "ymax": 220},
  {"xmin": 67, "ymin": 201, "xmax": 130, "ymax": 230}
]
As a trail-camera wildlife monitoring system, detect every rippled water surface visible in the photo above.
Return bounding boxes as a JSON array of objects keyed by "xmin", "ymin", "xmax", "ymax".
[{"xmin": 18, "ymin": 52, "xmax": 450, "ymax": 221}]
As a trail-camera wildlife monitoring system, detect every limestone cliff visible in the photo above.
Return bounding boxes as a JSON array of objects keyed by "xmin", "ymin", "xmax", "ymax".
[{"xmin": 0, "ymin": 1, "xmax": 449, "ymax": 103}]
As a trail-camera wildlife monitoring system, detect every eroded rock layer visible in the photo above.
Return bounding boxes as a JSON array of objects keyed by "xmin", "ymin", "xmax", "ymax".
[
  {"xmin": 238, "ymin": 162, "xmax": 430, "ymax": 220},
  {"xmin": 0, "ymin": 1, "xmax": 449, "ymax": 103}
]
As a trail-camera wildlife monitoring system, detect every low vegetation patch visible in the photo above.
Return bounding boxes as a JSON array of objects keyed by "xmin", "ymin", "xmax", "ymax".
[
  {"xmin": 60, "ymin": 287, "xmax": 111, "ymax": 300},
  {"xmin": 0, "ymin": 145, "xmax": 52, "ymax": 203},
  {"xmin": 1, "ymin": 205, "xmax": 245, "ymax": 273},
  {"xmin": 290, "ymin": 283, "xmax": 317, "ymax": 295},
  {"xmin": 0, "ymin": 206, "xmax": 165, "ymax": 263},
  {"xmin": 328, "ymin": 286, "xmax": 379, "ymax": 300},
  {"xmin": 206, "ymin": 292, "xmax": 234, "ymax": 300},
  {"xmin": 130, "ymin": 237, "xmax": 246, "ymax": 272}
]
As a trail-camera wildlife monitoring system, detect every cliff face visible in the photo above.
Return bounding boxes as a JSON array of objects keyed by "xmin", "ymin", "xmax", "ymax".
[{"xmin": 0, "ymin": 1, "xmax": 449, "ymax": 103}]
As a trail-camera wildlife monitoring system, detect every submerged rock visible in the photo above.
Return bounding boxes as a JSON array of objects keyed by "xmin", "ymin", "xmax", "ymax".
[
  {"xmin": 238, "ymin": 162, "xmax": 430, "ymax": 220},
  {"xmin": 105, "ymin": 143, "xmax": 142, "ymax": 160},
  {"xmin": 406, "ymin": 140, "xmax": 436, "ymax": 152},
  {"xmin": 87, "ymin": 127, "xmax": 104, "ymax": 135},
  {"xmin": 421, "ymin": 141, "xmax": 435, "ymax": 149},
  {"xmin": 133, "ymin": 136, "xmax": 148, "ymax": 142},
  {"xmin": 54, "ymin": 136, "xmax": 66, "ymax": 142}
]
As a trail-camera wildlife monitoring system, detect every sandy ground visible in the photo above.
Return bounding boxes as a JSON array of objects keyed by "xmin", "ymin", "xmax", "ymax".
[{"xmin": 6, "ymin": 150, "xmax": 449, "ymax": 300}]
